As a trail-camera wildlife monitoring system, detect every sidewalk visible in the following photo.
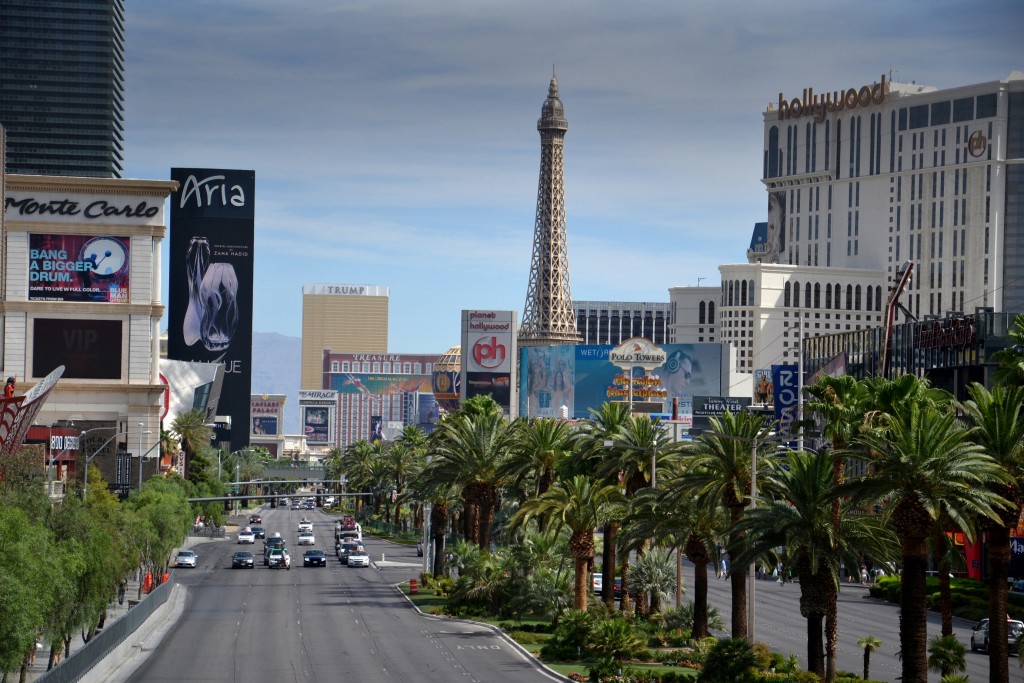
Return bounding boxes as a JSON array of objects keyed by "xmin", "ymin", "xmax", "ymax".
[{"xmin": 22, "ymin": 531, "xmax": 211, "ymax": 682}]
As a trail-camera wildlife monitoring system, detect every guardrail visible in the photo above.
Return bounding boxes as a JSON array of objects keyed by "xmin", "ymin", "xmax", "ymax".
[{"xmin": 34, "ymin": 578, "xmax": 175, "ymax": 683}]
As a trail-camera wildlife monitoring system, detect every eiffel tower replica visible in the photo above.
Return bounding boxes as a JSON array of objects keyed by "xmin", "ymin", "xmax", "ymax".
[{"xmin": 519, "ymin": 74, "xmax": 581, "ymax": 348}]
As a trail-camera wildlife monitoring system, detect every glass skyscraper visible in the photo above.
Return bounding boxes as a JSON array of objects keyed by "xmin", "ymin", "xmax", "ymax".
[{"xmin": 0, "ymin": 0, "xmax": 126, "ymax": 177}]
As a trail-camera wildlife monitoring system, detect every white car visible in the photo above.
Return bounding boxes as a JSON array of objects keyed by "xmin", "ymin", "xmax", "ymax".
[
  {"xmin": 237, "ymin": 528, "xmax": 255, "ymax": 544},
  {"xmin": 175, "ymin": 550, "xmax": 197, "ymax": 568},
  {"xmin": 347, "ymin": 550, "xmax": 370, "ymax": 568},
  {"xmin": 298, "ymin": 520, "xmax": 313, "ymax": 533},
  {"xmin": 297, "ymin": 531, "xmax": 315, "ymax": 546}
]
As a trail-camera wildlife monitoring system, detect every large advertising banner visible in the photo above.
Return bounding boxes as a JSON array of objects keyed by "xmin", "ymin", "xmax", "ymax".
[
  {"xmin": 28, "ymin": 234, "xmax": 130, "ymax": 302},
  {"xmin": 772, "ymin": 364, "xmax": 799, "ymax": 438},
  {"xmin": 299, "ymin": 390, "xmax": 337, "ymax": 446},
  {"xmin": 33, "ymin": 318, "xmax": 122, "ymax": 379},
  {"xmin": 692, "ymin": 396, "xmax": 753, "ymax": 433},
  {"xmin": 520, "ymin": 343, "xmax": 723, "ymax": 420},
  {"xmin": 250, "ymin": 396, "xmax": 284, "ymax": 437},
  {"xmin": 330, "ymin": 373, "xmax": 430, "ymax": 395},
  {"xmin": 168, "ymin": 168, "xmax": 255, "ymax": 450},
  {"xmin": 461, "ymin": 310, "xmax": 517, "ymax": 415}
]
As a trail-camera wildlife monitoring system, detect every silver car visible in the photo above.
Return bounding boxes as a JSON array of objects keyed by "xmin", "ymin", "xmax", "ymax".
[
  {"xmin": 971, "ymin": 617, "xmax": 1024, "ymax": 653},
  {"xmin": 175, "ymin": 550, "xmax": 197, "ymax": 568}
]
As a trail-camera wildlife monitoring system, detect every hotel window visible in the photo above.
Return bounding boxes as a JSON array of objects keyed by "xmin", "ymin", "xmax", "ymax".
[
  {"xmin": 362, "ymin": 362, "xmax": 371, "ymax": 372},
  {"xmin": 414, "ymin": 363, "xmax": 422, "ymax": 374},
  {"xmin": 403, "ymin": 363, "xmax": 412, "ymax": 373},
  {"xmin": 341, "ymin": 361, "xmax": 350, "ymax": 372},
  {"xmin": 331, "ymin": 361, "xmax": 339, "ymax": 372},
  {"xmin": 953, "ymin": 97, "xmax": 974, "ymax": 123},
  {"xmin": 976, "ymin": 93, "xmax": 997, "ymax": 118},
  {"xmin": 383, "ymin": 362, "xmax": 391, "ymax": 372},
  {"xmin": 372, "ymin": 362, "xmax": 381, "ymax": 372}
]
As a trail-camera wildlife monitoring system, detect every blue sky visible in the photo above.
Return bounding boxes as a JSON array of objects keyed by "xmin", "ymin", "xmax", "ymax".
[{"xmin": 124, "ymin": 0, "xmax": 1022, "ymax": 354}]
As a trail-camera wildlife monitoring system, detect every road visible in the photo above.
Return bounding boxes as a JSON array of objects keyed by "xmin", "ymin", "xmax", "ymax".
[
  {"xmin": 126, "ymin": 505, "xmax": 559, "ymax": 683},
  {"xmin": 685, "ymin": 562, "xmax": 995, "ymax": 683}
]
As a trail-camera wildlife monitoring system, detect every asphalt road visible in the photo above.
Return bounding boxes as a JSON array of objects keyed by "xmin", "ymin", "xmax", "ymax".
[
  {"xmin": 686, "ymin": 562, "xmax": 997, "ymax": 683},
  {"xmin": 127, "ymin": 506, "xmax": 559, "ymax": 683}
]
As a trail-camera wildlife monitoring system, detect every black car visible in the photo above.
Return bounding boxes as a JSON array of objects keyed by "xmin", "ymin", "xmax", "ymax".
[
  {"xmin": 249, "ymin": 514, "xmax": 262, "ymax": 524},
  {"xmin": 303, "ymin": 549, "xmax": 327, "ymax": 567},
  {"xmin": 232, "ymin": 551, "xmax": 255, "ymax": 569},
  {"xmin": 250, "ymin": 525, "xmax": 266, "ymax": 539}
]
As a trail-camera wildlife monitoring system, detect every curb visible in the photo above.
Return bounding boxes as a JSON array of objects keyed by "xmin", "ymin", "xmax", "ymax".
[{"xmin": 392, "ymin": 582, "xmax": 570, "ymax": 683}]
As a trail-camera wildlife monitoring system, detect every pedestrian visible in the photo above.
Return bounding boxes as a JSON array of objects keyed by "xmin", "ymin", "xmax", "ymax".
[
  {"xmin": 3, "ymin": 376, "xmax": 14, "ymax": 399},
  {"xmin": 860, "ymin": 565, "xmax": 868, "ymax": 586},
  {"xmin": 118, "ymin": 578, "xmax": 127, "ymax": 605},
  {"xmin": 776, "ymin": 561, "xmax": 784, "ymax": 583}
]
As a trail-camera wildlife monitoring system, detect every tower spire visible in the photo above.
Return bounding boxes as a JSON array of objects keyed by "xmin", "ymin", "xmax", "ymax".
[{"xmin": 519, "ymin": 75, "xmax": 580, "ymax": 348}]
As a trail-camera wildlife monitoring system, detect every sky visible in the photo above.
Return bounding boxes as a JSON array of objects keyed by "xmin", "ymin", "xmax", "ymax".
[{"xmin": 123, "ymin": 0, "xmax": 1023, "ymax": 355}]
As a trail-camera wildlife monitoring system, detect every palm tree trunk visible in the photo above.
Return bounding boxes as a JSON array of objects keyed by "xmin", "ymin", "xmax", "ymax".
[
  {"xmin": 728, "ymin": 506, "xmax": 747, "ymax": 640},
  {"xmin": 987, "ymin": 525, "xmax": 1012, "ymax": 683},
  {"xmin": 862, "ymin": 648, "xmax": 871, "ymax": 680},
  {"xmin": 686, "ymin": 533, "xmax": 711, "ymax": 638},
  {"xmin": 574, "ymin": 554, "xmax": 590, "ymax": 611},
  {"xmin": 900, "ymin": 532, "xmax": 931, "ymax": 683},
  {"xmin": 807, "ymin": 613, "xmax": 825, "ymax": 680},
  {"xmin": 478, "ymin": 486, "xmax": 497, "ymax": 551},
  {"xmin": 676, "ymin": 548, "xmax": 683, "ymax": 609},
  {"xmin": 602, "ymin": 522, "xmax": 617, "ymax": 607},
  {"xmin": 824, "ymin": 581, "xmax": 838, "ymax": 682},
  {"xmin": 620, "ymin": 558, "xmax": 632, "ymax": 613}
]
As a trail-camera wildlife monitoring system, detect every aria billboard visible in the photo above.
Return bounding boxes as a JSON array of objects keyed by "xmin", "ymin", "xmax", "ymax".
[
  {"xmin": 519, "ymin": 343, "xmax": 724, "ymax": 420},
  {"xmin": 461, "ymin": 310, "xmax": 517, "ymax": 416},
  {"xmin": 168, "ymin": 169, "xmax": 255, "ymax": 450}
]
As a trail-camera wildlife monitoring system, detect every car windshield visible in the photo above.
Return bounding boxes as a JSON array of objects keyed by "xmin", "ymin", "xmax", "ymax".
[{"xmin": 234, "ymin": 552, "xmax": 253, "ymax": 558}]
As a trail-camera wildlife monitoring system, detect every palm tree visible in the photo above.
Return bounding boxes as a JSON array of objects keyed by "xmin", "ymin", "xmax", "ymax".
[
  {"xmin": 678, "ymin": 410, "xmax": 770, "ymax": 640},
  {"xmin": 500, "ymin": 417, "xmax": 574, "ymax": 501},
  {"xmin": 169, "ymin": 409, "xmax": 213, "ymax": 480},
  {"xmin": 426, "ymin": 411, "xmax": 518, "ymax": 549},
  {"xmin": 627, "ymin": 548, "xmax": 677, "ymax": 614},
  {"xmin": 509, "ymin": 474, "xmax": 624, "ymax": 611},
  {"xmin": 856, "ymin": 635, "xmax": 882, "ymax": 681},
  {"xmin": 340, "ymin": 440, "xmax": 376, "ymax": 514},
  {"xmin": 386, "ymin": 442, "xmax": 424, "ymax": 528},
  {"xmin": 961, "ymin": 381, "xmax": 1024, "ymax": 681},
  {"xmin": 804, "ymin": 373, "xmax": 869, "ymax": 681},
  {"xmin": 927, "ymin": 634, "xmax": 966, "ymax": 679},
  {"xmin": 843, "ymin": 403, "xmax": 1010, "ymax": 683},
  {"xmin": 648, "ymin": 480, "xmax": 726, "ymax": 637},
  {"xmin": 733, "ymin": 448, "xmax": 897, "ymax": 678},
  {"xmin": 597, "ymin": 414, "xmax": 677, "ymax": 613},
  {"xmin": 572, "ymin": 401, "xmax": 632, "ymax": 607}
]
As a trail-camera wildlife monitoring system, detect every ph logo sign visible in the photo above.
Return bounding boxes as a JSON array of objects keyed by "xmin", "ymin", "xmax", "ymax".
[{"xmin": 472, "ymin": 336, "xmax": 506, "ymax": 369}]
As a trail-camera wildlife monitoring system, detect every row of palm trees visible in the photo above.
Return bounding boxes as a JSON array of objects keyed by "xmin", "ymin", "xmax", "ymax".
[{"xmin": 325, "ymin": 374, "xmax": 1024, "ymax": 683}]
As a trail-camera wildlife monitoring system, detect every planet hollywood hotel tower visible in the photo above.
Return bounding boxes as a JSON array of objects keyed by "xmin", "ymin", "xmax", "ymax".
[{"xmin": 763, "ymin": 72, "xmax": 1024, "ymax": 318}]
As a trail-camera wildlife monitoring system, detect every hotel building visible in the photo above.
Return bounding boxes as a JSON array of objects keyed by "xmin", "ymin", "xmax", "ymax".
[
  {"xmin": 300, "ymin": 284, "xmax": 388, "ymax": 390},
  {"xmin": 691, "ymin": 72, "xmax": 1024, "ymax": 394}
]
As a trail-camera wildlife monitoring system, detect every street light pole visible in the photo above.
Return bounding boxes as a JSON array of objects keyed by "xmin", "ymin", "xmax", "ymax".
[
  {"xmin": 748, "ymin": 439, "xmax": 757, "ymax": 642},
  {"xmin": 82, "ymin": 428, "xmax": 125, "ymax": 503},
  {"xmin": 138, "ymin": 422, "xmax": 153, "ymax": 491},
  {"xmin": 235, "ymin": 462, "xmax": 240, "ymax": 515}
]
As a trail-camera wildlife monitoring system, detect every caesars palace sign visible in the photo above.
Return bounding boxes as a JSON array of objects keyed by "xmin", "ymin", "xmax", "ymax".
[{"xmin": 778, "ymin": 75, "xmax": 888, "ymax": 123}]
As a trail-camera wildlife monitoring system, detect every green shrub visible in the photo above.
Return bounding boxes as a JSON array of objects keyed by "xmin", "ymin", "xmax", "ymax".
[
  {"xmin": 753, "ymin": 671, "xmax": 820, "ymax": 683},
  {"xmin": 510, "ymin": 630, "xmax": 545, "ymax": 645},
  {"xmin": 698, "ymin": 638, "xmax": 758, "ymax": 683}
]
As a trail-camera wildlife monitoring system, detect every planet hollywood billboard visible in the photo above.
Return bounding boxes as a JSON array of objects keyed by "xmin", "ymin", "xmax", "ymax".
[
  {"xmin": 461, "ymin": 310, "xmax": 517, "ymax": 416},
  {"xmin": 168, "ymin": 169, "xmax": 255, "ymax": 450}
]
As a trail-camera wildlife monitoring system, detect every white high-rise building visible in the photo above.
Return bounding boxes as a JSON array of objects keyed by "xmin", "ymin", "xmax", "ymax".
[{"xmin": 685, "ymin": 72, "xmax": 1024, "ymax": 393}]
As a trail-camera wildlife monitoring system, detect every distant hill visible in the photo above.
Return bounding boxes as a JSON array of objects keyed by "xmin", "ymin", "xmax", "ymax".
[{"xmin": 251, "ymin": 331, "xmax": 301, "ymax": 434}]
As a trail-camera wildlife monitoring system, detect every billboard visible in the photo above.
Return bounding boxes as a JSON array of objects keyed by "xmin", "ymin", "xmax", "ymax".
[
  {"xmin": 692, "ymin": 395, "xmax": 753, "ymax": 433},
  {"xmin": 168, "ymin": 168, "xmax": 255, "ymax": 450},
  {"xmin": 772, "ymin": 364, "xmax": 800, "ymax": 437},
  {"xmin": 461, "ymin": 310, "xmax": 517, "ymax": 415},
  {"xmin": 33, "ymin": 318, "xmax": 122, "ymax": 379},
  {"xmin": 250, "ymin": 395, "xmax": 284, "ymax": 437},
  {"xmin": 519, "ymin": 343, "xmax": 723, "ymax": 420},
  {"xmin": 299, "ymin": 390, "xmax": 337, "ymax": 446},
  {"xmin": 28, "ymin": 234, "xmax": 130, "ymax": 302}
]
